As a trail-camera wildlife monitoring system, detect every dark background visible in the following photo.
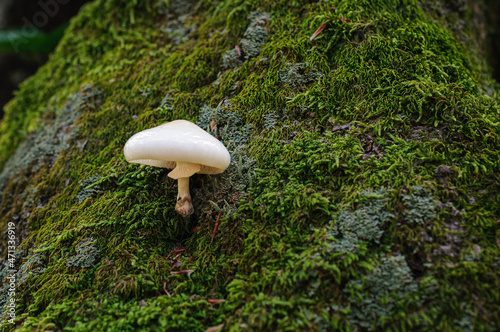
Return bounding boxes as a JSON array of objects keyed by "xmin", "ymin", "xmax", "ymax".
[{"xmin": 0, "ymin": 0, "xmax": 92, "ymax": 119}]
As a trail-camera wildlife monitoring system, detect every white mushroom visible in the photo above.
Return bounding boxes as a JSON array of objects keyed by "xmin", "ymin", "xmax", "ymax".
[{"xmin": 123, "ymin": 120, "xmax": 231, "ymax": 217}]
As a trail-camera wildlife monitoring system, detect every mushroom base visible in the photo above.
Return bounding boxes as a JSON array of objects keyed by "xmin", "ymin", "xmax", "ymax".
[
  {"xmin": 175, "ymin": 177, "xmax": 194, "ymax": 217},
  {"xmin": 175, "ymin": 196, "xmax": 194, "ymax": 217}
]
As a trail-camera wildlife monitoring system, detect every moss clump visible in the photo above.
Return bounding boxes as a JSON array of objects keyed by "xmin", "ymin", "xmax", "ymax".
[{"xmin": 20, "ymin": 293, "xmax": 225, "ymax": 331}]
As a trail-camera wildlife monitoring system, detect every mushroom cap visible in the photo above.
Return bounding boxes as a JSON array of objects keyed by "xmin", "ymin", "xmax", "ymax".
[{"xmin": 124, "ymin": 120, "xmax": 231, "ymax": 177}]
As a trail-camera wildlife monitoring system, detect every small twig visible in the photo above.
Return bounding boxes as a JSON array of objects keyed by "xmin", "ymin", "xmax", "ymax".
[
  {"xmin": 172, "ymin": 252, "xmax": 184, "ymax": 262},
  {"xmin": 211, "ymin": 211, "xmax": 222, "ymax": 243},
  {"xmin": 310, "ymin": 22, "xmax": 328, "ymax": 41},
  {"xmin": 235, "ymin": 45, "xmax": 243, "ymax": 59},
  {"xmin": 166, "ymin": 248, "xmax": 186, "ymax": 260},
  {"xmin": 170, "ymin": 270, "xmax": 195, "ymax": 275},
  {"xmin": 205, "ymin": 324, "xmax": 224, "ymax": 332},
  {"xmin": 163, "ymin": 281, "xmax": 171, "ymax": 297},
  {"xmin": 207, "ymin": 299, "xmax": 226, "ymax": 304},
  {"xmin": 192, "ymin": 225, "xmax": 202, "ymax": 232}
]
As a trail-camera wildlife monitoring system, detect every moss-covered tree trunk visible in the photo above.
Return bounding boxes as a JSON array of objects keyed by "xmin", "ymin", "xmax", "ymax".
[{"xmin": 1, "ymin": 0, "xmax": 499, "ymax": 330}]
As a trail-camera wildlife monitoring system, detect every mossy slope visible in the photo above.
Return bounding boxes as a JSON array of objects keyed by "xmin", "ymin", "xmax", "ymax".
[{"xmin": 0, "ymin": 0, "xmax": 499, "ymax": 330}]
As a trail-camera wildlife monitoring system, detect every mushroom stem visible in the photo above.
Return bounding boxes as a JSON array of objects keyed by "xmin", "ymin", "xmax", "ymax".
[{"xmin": 175, "ymin": 177, "xmax": 194, "ymax": 217}]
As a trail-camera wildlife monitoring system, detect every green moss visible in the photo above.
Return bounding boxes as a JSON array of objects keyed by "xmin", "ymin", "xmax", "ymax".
[{"xmin": 0, "ymin": 0, "xmax": 499, "ymax": 330}]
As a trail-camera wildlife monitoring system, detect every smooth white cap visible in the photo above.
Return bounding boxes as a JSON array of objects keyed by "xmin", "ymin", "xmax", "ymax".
[{"xmin": 124, "ymin": 120, "xmax": 231, "ymax": 178}]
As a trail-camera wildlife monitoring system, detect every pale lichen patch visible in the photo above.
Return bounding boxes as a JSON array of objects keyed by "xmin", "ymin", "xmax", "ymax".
[
  {"xmin": 67, "ymin": 238, "xmax": 100, "ymax": 269},
  {"xmin": 0, "ymin": 84, "xmax": 101, "ymax": 189},
  {"xmin": 222, "ymin": 10, "xmax": 270, "ymax": 69},
  {"xmin": 344, "ymin": 254, "xmax": 419, "ymax": 329}
]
